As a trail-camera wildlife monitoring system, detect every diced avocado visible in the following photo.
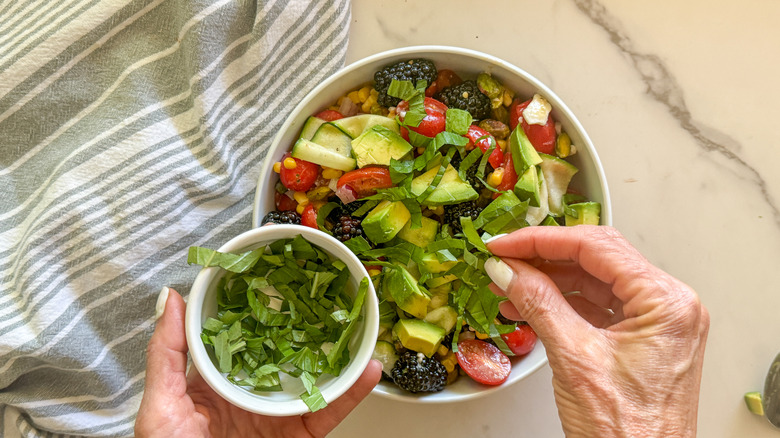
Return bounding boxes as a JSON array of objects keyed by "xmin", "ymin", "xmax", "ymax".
[
  {"xmin": 423, "ymin": 306, "xmax": 459, "ymax": 333},
  {"xmin": 541, "ymin": 215, "xmax": 560, "ymax": 226},
  {"xmin": 384, "ymin": 265, "xmax": 430, "ymax": 319},
  {"xmin": 299, "ymin": 116, "xmax": 326, "ymax": 141},
  {"xmin": 565, "ymin": 202, "xmax": 601, "ymax": 226},
  {"xmin": 393, "ymin": 318, "xmax": 446, "ymax": 357},
  {"xmin": 425, "ymin": 274, "xmax": 458, "ymax": 288},
  {"xmin": 419, "ymin": 253, "xmax": 458, "ymax": 274},
  {"xmin": 410, "ymin": 164, "xmax": 479, "ymax": 206},
  {"xmin": 362, "ymin": 200, "xmax": 411, "ymax": 244},
  {"xmin": 351, "ymin": 125, "xmax": 412, "ymax": 167},
  {"xmin": 331, "ymin": 114, "xmax": 400, "ymax": 138},
  {"xmin": 372, "ymin": 340, "xmax": 399, "ymax": 375},
  {"xmin": 427, "ymin": 282, "xmax": 452, "ymax": 310},
  {"xmin": 539, "ymin": 153, "xmax": 579, "ymax": 216},
  {"xmin": 291, "ymin": 138, "xmax": 356, "ymax": 171},
  {"xmin": 397, "ymin": 216, "xmax": 439, "ymax": 248},
  {"xmin": 514, "ymin": 165, "xmax": 541, "ymax": 207},
  {"xmin": 509, "ymin": 126, "xmax": 542, "ymax": 176},
  {"xmin": 744, "ymin": 392, "xmax": 764, "ymax": 416},
  {"xmin": 310, "ymin": 123, "xmax": 353, "ymax": 156}
]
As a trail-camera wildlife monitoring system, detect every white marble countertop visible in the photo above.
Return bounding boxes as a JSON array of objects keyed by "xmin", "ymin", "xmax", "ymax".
[{"xmin": 332, "ymin": 1, "xmax": 780, "ymax": 437}]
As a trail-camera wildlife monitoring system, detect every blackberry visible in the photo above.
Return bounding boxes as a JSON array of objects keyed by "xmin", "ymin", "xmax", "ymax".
[
  {"xmin": 327, "ymin": 200, "xmax": 367, "ymax": 223},
  {"xmin": 443, "ymin": 201, "xmax": 483, "ymax": 234},
  {"xmin": 436, "ymin": 80, "xmax": 491, "ymax": 120},
  {"xmin": 391, "ymin": 351, "xmax": 447, "ymax": 393},
  {"xmin": 464, "ymin": 162, "xmax": 494, "ymax": 192},
  {"xmin": 374, "ymin": 59, "xmax": 437, "ymax": 107},
  {"xmin": 261, "ymin": 210, "xmax": 301, "ymax": 225},
  {"xmin": 332, "ymin": 215, "xmax": 364, "ymax": 242}
]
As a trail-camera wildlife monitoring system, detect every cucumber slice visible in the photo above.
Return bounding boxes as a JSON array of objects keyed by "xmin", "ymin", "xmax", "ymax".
[
  {"xmin": 299, "ymin": 116, "xmax": 326, "ymax": 141},
  {"xmin": 311, "ymin": 123, "xmax": 353, "ymax": 157},
  {"xmin": 539, "ymin": 153, "xmax": 579, "ymax": 216},
  {"xmin": 331, "ymin": 114, "xmax": 400, "ymax": 138},
  {"xmin": 291, "ymin": 138, "xmax": 356, "ymax": 171},
  {"xmin": 372, "ymin": 341, "xmax": 399, "ymax": 375}
]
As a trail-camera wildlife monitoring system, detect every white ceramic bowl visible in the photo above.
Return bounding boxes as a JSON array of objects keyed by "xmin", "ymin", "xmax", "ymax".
[
  {"xmin": 185, "ymin": 225, "xmax": 380, "ymax": 416},
  {"xmin": 251, "ymin": 46, "xmax": 612, "ymax": 403}
]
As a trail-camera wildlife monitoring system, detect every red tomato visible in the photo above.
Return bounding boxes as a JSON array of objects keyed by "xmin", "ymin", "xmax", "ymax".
[
  {"xmin": 336, "ymin": 167, "xmax": 393, "ymax": 199},
  {"xmin": 425, "ymin": 69, "xmax": 461, "ymax": 97},
  {"xmin": 397, "ymin": 97, "xmax": 447, "ymax": 138},
  {"xmin": 456, "ymin": 339, "xmax": 511, "ymax": 386},
  {"xmin": 500, "ymin": 324, "xmax": 537, "ymax": 356},
  {"xmin": 509, "ymin": 98, "xmax": 557, "ymax": 155},
  {"xmin": 492, "ymin": 152, "xmax": 518, "ymax": 198},
  {"xmin": 314, "ymin": 109, "xmax": 343, "ymax": 121},
  {"xmin": 279, "ymin": 153, "xmax": 319, "ymax": 192},
  {"xmin": 301, "ymin": 204, "xmax": 318, "ymax": 229},
  {"xmin": 275, "ymin": 192, "xmax": 297, "ymax": 211},
  {"xmin": 465, "ymin": 125, "xmax": 504, "ymax": 169}
]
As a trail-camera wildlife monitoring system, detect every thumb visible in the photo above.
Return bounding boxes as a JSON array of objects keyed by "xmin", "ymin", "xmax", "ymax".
[
  {"xmin": 144, "ymin": 287, "xmax": 189, "ymax": 398},
  {"xmin": 484, "ymin": 257, "xmax": 588, "ymax": 342}
]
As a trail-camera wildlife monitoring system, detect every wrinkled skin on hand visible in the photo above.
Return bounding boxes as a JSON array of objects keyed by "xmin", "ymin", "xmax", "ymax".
[
  {"xmin": 487, "ymin": 226, "xmax": 709, "ymax": 438},
  {"xmin": 135, "ymin": 289, "xmax": 381, "ymax": 438}
]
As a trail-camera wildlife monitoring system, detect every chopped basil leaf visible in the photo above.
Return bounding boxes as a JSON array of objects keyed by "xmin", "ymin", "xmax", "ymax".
[{"xmin": 445, "ymin": 108, "xmax": 472, "ymax": 135}]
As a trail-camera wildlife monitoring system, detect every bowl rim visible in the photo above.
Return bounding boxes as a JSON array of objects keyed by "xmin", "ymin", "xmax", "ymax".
[
  {"xmin": 184, "ymin": 225, "xmax": 380, "ymax": 416},
  {"xmin": 250, "ymin": 45, "xmax": 613, "ymax": 402}
]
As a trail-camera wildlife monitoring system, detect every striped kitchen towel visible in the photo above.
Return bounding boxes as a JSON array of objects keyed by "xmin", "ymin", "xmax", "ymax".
[{"xmin": 0, "ymin": 0, "xmax": 351, "ymax": 436}]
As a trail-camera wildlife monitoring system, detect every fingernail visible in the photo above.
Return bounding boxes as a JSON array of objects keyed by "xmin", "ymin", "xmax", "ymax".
[
  {"xmin": 155, "ymin": 286, "xmax": 170, "ymax": 320},
  {"xmin": 484, "ymin": 257, "xmax": 514, "ymax": 291},
  {"xmin": 484, "ymin": 233, "xmax": 508, "ymax": 245}
]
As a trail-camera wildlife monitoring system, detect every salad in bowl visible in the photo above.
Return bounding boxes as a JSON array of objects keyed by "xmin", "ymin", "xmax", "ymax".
[{"xmin": 253, "ymin": 46, "xmax": 611, "ymax": 402}]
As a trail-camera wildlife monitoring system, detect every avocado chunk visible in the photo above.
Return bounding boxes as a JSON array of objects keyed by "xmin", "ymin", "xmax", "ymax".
[
  {"xmin": 351, "ymin": 125, "xmax": 412, "ymax": 167},
  {"xmin": 744, "ymin": 392, "xmax": 765, "ymax": 416},
  {"xmin": 423, "ymin": 306, "xmax": 459, "ymax": 334},
  {"xmin": 331, "ymin": 114, "xmax": 400, "ymax": 138},
  {"xmin": 541, "ymin": 215, "xmax": 560, "ymax": 226},
  {"xmin": 362, "ymin": 200, "xmax": 411, "ymax": 244},
  {"xmin": 565, "ymin": 202, "xmax": 601, "ymax": 226},
  {"xmin": 514, "ymin": 165, "xmax": 541, "ymax": 207},
  {"xmin": 509, "ymin": 126, "xmax": 543, "ymax": 176},
  {"xmin": 384, "ymin": 265, "xmax": 430, "ymax": 319},
  {"xmin": 410, "ymin": 164, "xmax": 479, "ymax": 206},
  {"xmin": 419, "ymin": 253, "xmax": 458, "ymax": 274},
  {"xmin": 397, "ymin": 216, "xmax": 439, "ymax": 248},
  {"xmin": 393, "ymin": 318, "xmax": 446, "ymax": 357},
  {"xmin": 539, "ymin": 153, "xmax": 579, "ymax": 216}
]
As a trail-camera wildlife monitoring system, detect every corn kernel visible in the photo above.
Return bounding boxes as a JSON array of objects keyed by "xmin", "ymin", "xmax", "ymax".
[
  {"xmin": 361, "ymin": 94, "xmax": 377, "ymax": 113},
  {"xmin": 321, "ymin": 168, "xmax": 343, "ymax": 180},
  {"xmin": 487, "ymin": 168, "xmax": 505, "ymax": 187},
  {"xmin": 358, "ymin": 86, "xmax": 371, "ymax": 103},
  {"xmin": 347, "ymin": 90, "xmax": 361, "ymax": 104},
  {"xmin": 368, "ymin": 268, "xmax": 382, "ymax": 277},
  {"xmin": 475, "ymin": 331, "xmax": 490, "ymax": 340},
  {"xmin": 497, "ymin": 139, "xmax": 507, "ymax": 151},
  {"xmin": 430, "ymin": 205, "xmax": 444, "ymax": 216},
  {"xmin": 283, "ymin": 157, "xmax": 297, "ymax": 169},
  {"xmin": 447, "ymin": 369, "xmax": 459, "ymax": 384},
  {"xmin": 437, "ymin": 344, "xmax": 449, "ymax": 357},
  {"xmin": 336, "ymin": 96, "xmax": 345, "ymax": 106},
  {"xmin": 296, "ymin": 203, "xmax": 306, "ymax": 214},
  {"xmin": 293, "ymin": 191, "xmax": 309, "ymax": 204},
  {"xmin": 441, "ymin": 354, "xmax": 458, "ymax": 373},
  {"xmin": 417, "ymin": 147, "xmax": 426, "ymax": 155},
  {"xmin": 273, "ymin": 162, "xmax": 281, "ymax": 173}
]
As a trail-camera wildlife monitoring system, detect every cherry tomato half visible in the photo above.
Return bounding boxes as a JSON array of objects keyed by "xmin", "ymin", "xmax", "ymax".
[
  {"xmin": 426, "ymin": 69, "xmax": 461, "ymax": 97},
  {"xmin": 465, "ymin": 125, "xmax": 504, "ymax": 169},
  {"xmin": 456, "ymin": 339, "xmax": 511, "ymax": 386},
  {"xmin": 509, "ymin": 98, "xmax": 557, "ymax": 155},
  {"xmin": 336, "ymin": 167, "xmax": 394, "ymax": 200},
  {"xmin": 301, "ymin": 204, "xmax": 318, "ymax": 229},
  {"xmin": 493, "ymin": 152, "xmax": 518, "ymax": 198},
  {"xmin": 314, "ymin": 109, "xmax": 344, "ymax": 122},
  {"xmin": 275, "ymin": 192, "xmax": 297, "ymax": 211},
  {"xmin": 500, "ymin": 324, "xmax": 537, "ymax": 356},
  {"xmin": 279, "ymin": 153, "xmax": 319, "ymax": 192},
  {"xmin": 397, "ymin": 97, "xmax": 448, "ymax": 138}
]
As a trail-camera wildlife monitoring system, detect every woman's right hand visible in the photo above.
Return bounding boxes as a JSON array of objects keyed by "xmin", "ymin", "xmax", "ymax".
[{"xmin": 485, "ymin": 226, "xmax": 709, "ymax": 438}]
